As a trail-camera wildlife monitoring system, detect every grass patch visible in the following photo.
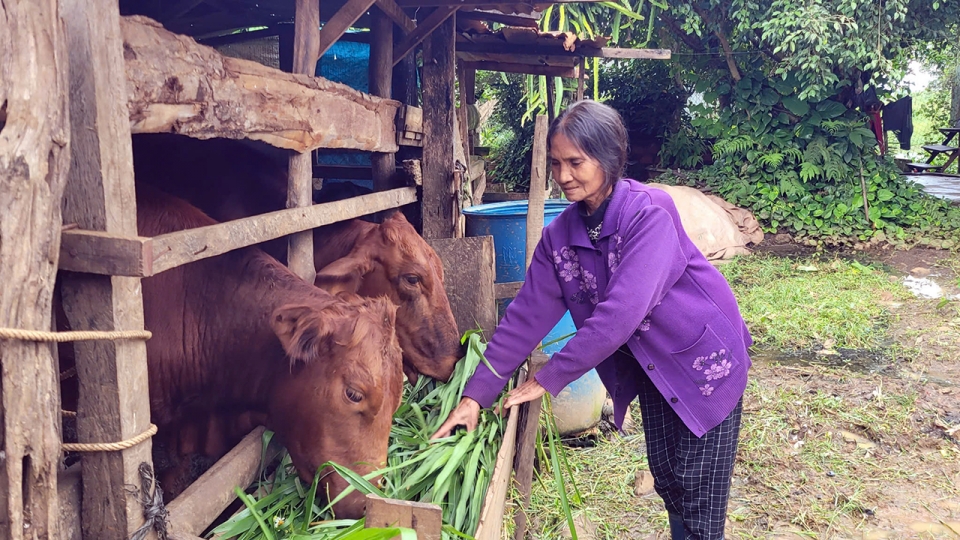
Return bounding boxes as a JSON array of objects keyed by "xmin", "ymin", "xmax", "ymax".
[{"xmin": 717, "ymin": 254, "xmax": 912, "ymax": 351}]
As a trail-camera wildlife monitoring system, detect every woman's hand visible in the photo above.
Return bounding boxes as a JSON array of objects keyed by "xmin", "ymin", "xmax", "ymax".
[
  {"xmin": 499, "ymin": 379, "xmax": 548, "ymax": 413},
  {"xmin": 430, "ymin": 397, "xmax": 481, "ymax": 440}
]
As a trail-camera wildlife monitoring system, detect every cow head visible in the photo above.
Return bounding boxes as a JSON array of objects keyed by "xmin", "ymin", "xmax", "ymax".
[
  {"xmin": 267, "ymin": 294, "xmax": 404, "ymax": 519},
  {"xmin": 314, "ymin": 212, "xmax": 462, "ymax": 383}
]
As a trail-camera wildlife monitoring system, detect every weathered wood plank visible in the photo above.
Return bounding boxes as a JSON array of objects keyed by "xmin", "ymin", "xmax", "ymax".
[
  {"xmin": 393, "ymin": 6, "xmax": 458, "ymax": 66},
  {"xmin": 0, "ymin": 0, "xmax": 70, "ymax": 537},
  {"xmin": 494, "ymin": 281, "xmax": 523, "ymax": 300},
  {"xmin": 364, "ymin": 495, "xmax": 443, "ymax": 539},
  {"xmin": 56, "ymin": 189, "xmax": 418, "ymax": 277},
  {"xmin": 458, "ymin": 9, "xmax": 539, "ymax": 28},
  {"xmin": 398, "ymin": 0, "xmax": 603, "ymax": 5},
  {"xmin": 375, "ymin": 0, "xmax": 417, "ymax": 33},
  {"xmin": 59, "ymin": 230, "xmax": 153, "ymax": 277},
  {"xmin": 427, "ymin": 237, "xmax": 496, "ymax": 338},
  {"xmin": 60, "ymin": 0, "xmax": 155, "ymax": 538},
  {"xmin": 318, "ymin": 0, "xmax": 379, "ymax": 58},
  {"xmin": 287, "ymin": 0, "xmax": 321, "ymax": 283},
  {"xmin": 473, "ymin": 369, "xmax": 523, "ymax": 540},
  {"xmin": 370, "ymin": 9, "xmax": 400, "ymax": 193},
  {"xmin": 456, "ymin": 40, "xmax": 671, "ymax": 60},
  {"xmin": 512, "ymin": 352, "xmax": 548, "ymax": 540},
  {"xmin": 461, "ymin": 60, "xmax": 579, "ymax": 78},
  {"xmin": 58, "ymin": 465, "xmax": 83, "ymax": 540},
  {"xmin": 121, "ymin": 15, "xmax": 401, "ymax": 153},
  {"xmin": 420, "ymin": 12, "xmax": 458, "ymax": 239},
  {"xmin": 525, "ymin": 114, "xmax": 549, "ymax": 269},
  {"xmin": 150, "ymin": 188, "xmax": 417, "ymax": 276},
  {"xmin": 166, "ymin": 427, "xmax": 278, "ymax": 537}
]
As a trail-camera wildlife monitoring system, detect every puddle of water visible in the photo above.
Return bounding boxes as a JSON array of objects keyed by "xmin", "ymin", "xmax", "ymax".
[{"xmin": 751, "ymin": 348, "xmax": 892, "ymax": 375}]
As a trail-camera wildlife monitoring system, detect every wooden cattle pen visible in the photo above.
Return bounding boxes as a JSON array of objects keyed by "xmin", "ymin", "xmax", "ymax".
[{"xmin": 1, "ymin": 0, "xmax": 669, "ymax": 538}]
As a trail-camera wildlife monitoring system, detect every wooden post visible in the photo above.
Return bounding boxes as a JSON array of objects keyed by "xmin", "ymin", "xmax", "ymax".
[
  {"xmin": 0, "ymin": 1, "xmax": 70, "ymax": 538},
  {"xmin": 421, "ymin": 11, "xmax": 458, "ymax": 239},
  {"xmin": 463, "ymin": 67, "xmax": 477, "ymax": 152},
  {"xmin": 370, "ymin": 9, "xmax": 398, "ymax": 193},
  {"xmin": 512, "ymin": 115, "xmax": 549, "ymax": 540},
  {"xmin": 287, "ymin": 0, "xmax": 320, "ymax": 283},
  {"xmin": 576, "ymin": 57, "xmax": 585, "ymax": 101},
  {"xmin": 58, "ymin": 0, "xmax": 156, "ymax": 538},
  {"xmin": 512, "ymin": 351, "xmax": 548, "ymax": 540}
]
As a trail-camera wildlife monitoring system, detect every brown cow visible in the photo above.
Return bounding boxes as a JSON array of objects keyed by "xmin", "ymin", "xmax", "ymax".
[
  {"xmin": 131, "ymin": 134, "xmax": 462, "ymax": 382},
  {"xmin": 61, "ymin": 188, "xmax": 404, "ymax": 518}
]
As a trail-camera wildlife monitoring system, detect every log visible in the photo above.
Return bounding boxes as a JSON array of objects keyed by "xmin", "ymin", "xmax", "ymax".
[
  {"xmin": 58, "ymin": 188, "xmax": 418, "ymax": 277},
  {"xmin": 167, "ymin": 427, "xmax": 280, "ymax": 537},
  {"xmin": 421, "ymin": 12, "xmax": 458, "ymax": 239},
  {"xmin": 375, "ymin": 0, "xmax": 417, "ymax": 33},
  {"xmin": 456, "ymin": 41, "xmax": 672, "ymax": 60},
  {"xmin": 0, "ymin": 0, "xmax": 70, "ymax": 538},
  {"xmin": 120, "ymin": 15, "xmax": 401, "ymax": 154},
  {"xmin": 286, "ymin": 0, "xmax": 321, "ymax": 283},
  {"xmin": 59, "ymin": 230, "xmax": 153, "ymax": 278},
  {"xmin": 60, "ymin": 0, "xmax": 156, "ymax": 538}
]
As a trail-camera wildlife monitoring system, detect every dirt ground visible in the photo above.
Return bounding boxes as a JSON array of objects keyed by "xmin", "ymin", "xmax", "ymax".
[
  {"xmin": 538, "ymin": 239, "xmax": 960, "ymax": 540},
  {"xmin": 719, "ymin": 241, "xmax": 960, "ymax": 538}
]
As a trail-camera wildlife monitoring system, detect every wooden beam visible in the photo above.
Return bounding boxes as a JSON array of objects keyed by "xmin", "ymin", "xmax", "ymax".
[
  {"xmin": 427, "ymin": 237, "xmax": 497, "ymax": 337},
  {"xmin": 456, "ymin": 40, "xmax": 671, "ymax": 60},
  {"xmin": 421, "ymin": 12, "xmax": 458, "ymax": 239},
  {"xmin": 287, "ymin": 0, "xmax": 321, "ymax": 283},
  {"xmin": 462, "ymin": 60, "xmax": 579, "ymax": 78},
  {"xmin": 512, "ymin": 352, "xmax": 548, "ymax": 540},
  {"xmin": 399, "ymin": 0, "xmax": 602, "ymax": 5},
  {"xmin": 457, "ymin": 51, "xmax": 578, "ymax": 67},
  {"xmin": 375, "ymin": 0, "xmax": 417, "ymax": 33},
  {"xmin": 317, "ymin": 0, "xmax": 378, "ymax": 58},
  {"xmin": 458, "ymin": 9, "xmax": 539, "ymax": 28},
  {"xmin": 0, "ymin": 0, "xmax": 70, "ymax": 538},
  {"xmin": 60, "ymin": 0, "xmax": 155, "ymax": 538},
  {"xmin": 59, "ymin": 230, "xmax": 153, "ymax": 277},
  {"xmin": 392, "ymin": 6, "xmax": 458, "ymax": 66},
  {"xmin": 526, "ymin": 115, "xmax": 549, "ymax": 268},
  {"xmin": 473, "ymin": 368, "xmax": 523, "ymax": 540},
  {"xmin": 122, "ymin": 15, "xmax": 401, "ymax": 154},
  {"xmin": 365, "ymin": 496, "xmax": 443, "ymax": 539},
  {"xmin": 494, "ymin": 281, "xmax": 523, "ymax": 300},
  {"xmin": 167, "ymin": 427, "xmax": 280, "ymax": 537},
  {"xmin": 57, "ymin": 188, "xmax": 418, "ymax": 278},
  {"xmin": 370, "ymin": 9, "xmax": 400, "ymax": 193}
]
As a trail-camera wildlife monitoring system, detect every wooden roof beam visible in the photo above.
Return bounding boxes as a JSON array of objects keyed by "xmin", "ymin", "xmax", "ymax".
[
  {"xmin": 318, "ymin": 0, "xmax": 378, "ymax": 58},
  {"xmin": 458, "ymin": 9, "xmax": 539, "ymax": 29},
  {"xmin": 393, "ymin": 6, "xmax": 458, "ymax": 66},
  {"xmin": 456, "ymin": 40, "xmax": 671, "ymax": 59},
  {"xmin": 398, "ymin": 0, "xmax": 601, "ymax": 5},
  {"xmin": 375, "ymin": 0, "xmax": 417, "ymax": 33},
  {"xmin": 461, "ymin": 60, "xmax": 579, "ymax": 78}
]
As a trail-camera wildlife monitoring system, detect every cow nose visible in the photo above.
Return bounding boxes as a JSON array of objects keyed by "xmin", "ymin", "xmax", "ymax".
[{"xmin": 330, "ymin": 488, "xmax": 367, "ymax": 519}]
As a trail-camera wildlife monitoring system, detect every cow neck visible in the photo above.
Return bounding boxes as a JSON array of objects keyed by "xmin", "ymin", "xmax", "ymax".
[
  {"xmin": 202, "ymin": 246, "xmax": 336, "ymax": 411},
  {"xmin": 313, "ymin": 220, "xmax": 380, "ymax": 269}
]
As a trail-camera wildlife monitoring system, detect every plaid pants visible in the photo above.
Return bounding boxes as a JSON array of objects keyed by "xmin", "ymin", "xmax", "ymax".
[{"xmin": 635, "ymin": 368, "xmax": 743, "ymax": 540}]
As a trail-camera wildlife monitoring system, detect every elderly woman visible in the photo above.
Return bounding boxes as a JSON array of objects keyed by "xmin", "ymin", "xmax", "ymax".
[{"xmin": 432, "ymin": 100, "xmax": 751, "ymax": 539}]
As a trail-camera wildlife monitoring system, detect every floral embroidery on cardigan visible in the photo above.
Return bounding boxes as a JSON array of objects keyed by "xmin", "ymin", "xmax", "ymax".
[
  {"xmin": 692, "ymin": 349, "xmax": 731, "ymax": 395},
  {"xmin": 607, "ymin": 234, "xmax": 623, "ymax": 273},
  {"xmin": 553, "ymin": 246, "xmax": 598, "ymax": 305}
]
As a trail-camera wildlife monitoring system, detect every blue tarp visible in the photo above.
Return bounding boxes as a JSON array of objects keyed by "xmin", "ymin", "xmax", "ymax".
[{"xmin": 315, "ymin": 39, "xmax": 370, "ymax": 169}]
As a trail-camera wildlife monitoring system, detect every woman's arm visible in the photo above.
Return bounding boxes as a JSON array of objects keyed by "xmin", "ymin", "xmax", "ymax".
[{"xmin": 462, "ymin": 234, "xmax": 568, "ymax": 408}]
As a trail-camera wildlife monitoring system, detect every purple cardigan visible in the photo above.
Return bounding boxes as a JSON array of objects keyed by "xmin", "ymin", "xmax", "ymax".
[{"xmin": 463, "ymin": 179, "xmax": 752, "ymax": 437}]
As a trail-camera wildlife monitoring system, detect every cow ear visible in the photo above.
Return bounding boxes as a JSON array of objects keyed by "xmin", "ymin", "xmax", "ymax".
[
  {"xmin": 271, "ymin": 304, "xmax": 340, "ymax": 364},
  {"xmin": 314, "ymin": 256, "xmax": 373, "ymax": 294}
]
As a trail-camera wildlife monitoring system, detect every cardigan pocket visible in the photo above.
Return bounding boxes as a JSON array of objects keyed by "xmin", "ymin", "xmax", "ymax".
[{"xmin": 670, "ymin": 324, "xmax": 740, "ymax": 397}]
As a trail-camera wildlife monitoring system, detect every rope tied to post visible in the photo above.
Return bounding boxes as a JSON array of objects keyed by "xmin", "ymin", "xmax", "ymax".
[
  {"xmin": 128, "ymin": 462, "xmax": 170, "ymax": 540},
  {"xmin": 61, "ymin": 423, "xmax": 158, "ymax": 453},
  {"xmin": 0, "ymin": 327, "xmax": 152, "ymax": 342}
]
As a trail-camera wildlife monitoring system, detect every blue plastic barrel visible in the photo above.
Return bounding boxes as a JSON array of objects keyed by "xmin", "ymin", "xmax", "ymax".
[{"xmin": 463, "ymin": 200, "xmax": 606, "ymax": 435}]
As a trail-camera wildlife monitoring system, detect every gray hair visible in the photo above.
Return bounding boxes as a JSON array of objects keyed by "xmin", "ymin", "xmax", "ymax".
[{"xmin": 547, "ymin": 100, "xmax": 628, "ymax": 190}]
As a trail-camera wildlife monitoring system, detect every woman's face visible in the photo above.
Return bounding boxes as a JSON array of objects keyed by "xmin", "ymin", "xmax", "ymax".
[{"xmin": 549, "ymin": 132, "xmax": 611, "ymax": 213}]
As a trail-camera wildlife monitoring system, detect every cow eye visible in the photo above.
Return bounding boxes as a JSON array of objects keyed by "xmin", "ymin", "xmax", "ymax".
[
  {"xmin": 345, "ymin": 388, "xmax": 364, "ymax": 403},
  {"xmin": 402, "ymin": 274, "xmax": 421, "ymax": 286}
]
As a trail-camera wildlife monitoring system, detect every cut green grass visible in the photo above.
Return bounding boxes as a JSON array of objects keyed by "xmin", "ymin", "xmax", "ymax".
[{"xmin": 718, "ymin": 254, "xmax": 913, "ymax": 351}]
